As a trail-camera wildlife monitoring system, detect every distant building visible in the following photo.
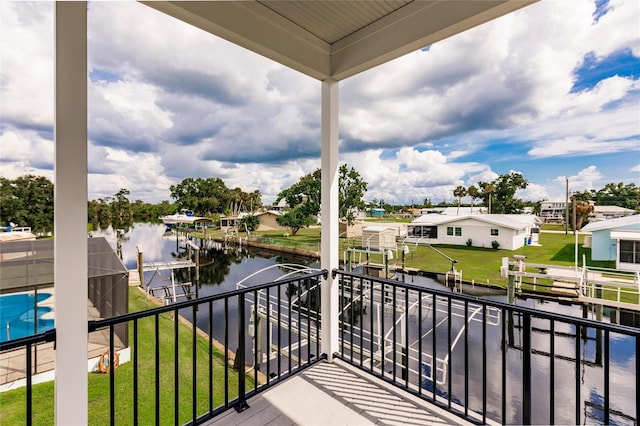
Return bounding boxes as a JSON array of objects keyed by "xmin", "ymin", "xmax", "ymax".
[
  {"xmin": 441, "ymin": 207, "xmax": 487, "ymax": 216},
  {"xmin": 220, "ymin": 211, "xmax": 286, "ymax": 232},
  {"xmin": 406, "ymin": 214, "xmax": 541, "ymax": 250},
  {"xmin": 592, "ymin": 205, "xmax": 636, "ymax": 221},
  {"xmin": 366, "ymin": 208, "xmax": 385, "ymax": 217},
  {"xmin": 539, "ymin": 200, "xmax": 567, "ymax": 223},
  {"xmin": 581, "ymin": 215, "xmax": 640, "ymax": 271}
]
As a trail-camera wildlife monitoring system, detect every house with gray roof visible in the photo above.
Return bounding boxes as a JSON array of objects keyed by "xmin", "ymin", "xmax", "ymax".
[
  {"xmin": 406, "ymin": 214, "xmax": 541, "ymax": 250},
  {"xmin": 581, "ymin": 214, "xmax": 640, "ymax": 271}
]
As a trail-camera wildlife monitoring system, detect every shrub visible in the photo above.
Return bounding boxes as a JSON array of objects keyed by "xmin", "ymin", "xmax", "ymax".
[
  {"xmin": 466, "ymin": 238, "xmax": 473, "ymax": 247},
  {"xmin": 491, "ymin": 240, "xmax": 500, "ymax": 249}
]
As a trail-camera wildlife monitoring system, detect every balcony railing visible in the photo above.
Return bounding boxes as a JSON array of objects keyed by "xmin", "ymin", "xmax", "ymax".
[
  {"xmin": 2, "ymin": 269, "xmax": 639, "ymax": 425},
  {"xmin": 334, "ymin": 270, "xmax": 640, "ymax": 425}
]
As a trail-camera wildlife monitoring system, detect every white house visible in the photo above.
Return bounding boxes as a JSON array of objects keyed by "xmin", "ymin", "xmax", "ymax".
[
  {"xmin": 441, "ymin": 206, "xmax": 488, "ymax": 216},
  {"xmin": 406, "ymin": 214, "xmax": 541, "ymax": 250},
  {"xmin": 581, "ymin": 215, "xmax": 640, "ymax": 272},
  {"xmin": 221, "ymin": 211, "xmax": 286, "ymax": 232},
  {"xmin": 592, "ymin": 205, "xmax": 637, "ymax": 221},
  {"xmin": 539, "ymin": 200, "xmax": 567, "ymax": 223}
]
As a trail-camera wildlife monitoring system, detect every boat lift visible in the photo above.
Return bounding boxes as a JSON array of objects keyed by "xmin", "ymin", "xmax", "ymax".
[
  {"xmin": 240, "ymin": 270, "xmax": 501, "ymax": 387},
  {"xmin": 136, "ymin": 243, "xmax": 198, "ymax": 304}
]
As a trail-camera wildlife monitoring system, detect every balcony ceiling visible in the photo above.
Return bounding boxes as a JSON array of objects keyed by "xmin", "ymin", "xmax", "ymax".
[{"xmin": 142, "ymin": 0, "xmax": 536, "ymax": 81}]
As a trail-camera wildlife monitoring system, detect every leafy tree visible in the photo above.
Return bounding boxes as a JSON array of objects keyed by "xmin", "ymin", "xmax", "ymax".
[
  {"xmin": 595, "ymin": 182, "xmax": 639, "ymax": 210},
  {"xmin": 338, "ymin": 164, "xmax": 368, "ymax": 225},
  {"xmin": 0, "ymin": 175, "xmax": 54, "ymax": 233},
  {"xmin": 111, "ymin": 188, "xmax": 133, "ymax": 229},
  {"xmin": 276, "ymin": 208, "xmax": 314, "ymax": 236},
  {"xmin": 453, "ymin": 185, "xmax": 467, "ymax": 215},
  {"xmin": 276, "ymin": 164, "xmax": 368, "ymax": 225},
  {"xmin": 239, "ymin": 213, "xmax": 260, "ymax": 233},
  {"xmin": 478, "ymin": 181, "xmax": 496, "ymax": 214},
  {"xmin": 170, "ymin": 177, "xmax": 233, "ymax": 215},
  {"xmin": 467, "ymin": 185, "xmax": 479, "ymax": 213},
  {"xmin": 276, "ymin": 169, "xmax": 322, "ymax": 218},
  {"xmin": 488, "ymin": 172, "xmax": 528, "ymax": 214}
]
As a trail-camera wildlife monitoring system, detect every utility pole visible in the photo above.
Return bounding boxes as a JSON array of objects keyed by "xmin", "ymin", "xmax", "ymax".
[{"xmin": 565, "ymin": 178, "xmax": 569, "ymax": 234}]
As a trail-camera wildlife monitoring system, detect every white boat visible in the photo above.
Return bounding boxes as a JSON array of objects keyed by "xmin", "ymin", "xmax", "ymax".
[{"xmin": 159, "ymin": 210, "xmax": 213, "ymax": 226}]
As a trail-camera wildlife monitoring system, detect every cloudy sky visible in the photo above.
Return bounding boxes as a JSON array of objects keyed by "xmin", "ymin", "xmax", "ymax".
[{"xmin": 1, "ymin": 1, "xmax": 639, "ymax": 206}]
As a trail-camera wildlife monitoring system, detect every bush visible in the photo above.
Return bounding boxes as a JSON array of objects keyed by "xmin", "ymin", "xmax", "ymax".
[
  {"xmin": 491, "ymin": 240, "xmax": 500, "ymax": 249},
  {"xmin": 466, "ymin": 238, "xmax": 473, "ymax": 247}
]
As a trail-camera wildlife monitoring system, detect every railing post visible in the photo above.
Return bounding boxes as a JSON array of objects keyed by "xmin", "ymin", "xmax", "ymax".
[
  {"xmin": 522, "ymin": 313, "xmax": 532, "ymax": 424},
  {"xmin": 320, "ymin": 79, "xmax": 339, "ymax": 360},
  {"xmin": 235, "ymin": 293, "xmax": 250, "ymax": 412}
]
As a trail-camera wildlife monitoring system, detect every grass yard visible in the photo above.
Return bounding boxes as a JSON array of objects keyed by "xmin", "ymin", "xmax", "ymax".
[{"xmin": 0, "ymin": 289, "xmax": 249, "ymax": 425}]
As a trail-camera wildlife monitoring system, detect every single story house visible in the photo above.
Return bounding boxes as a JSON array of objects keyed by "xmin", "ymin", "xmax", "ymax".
[
  {"xmin": 441, "ymin": 207, "xmax": 488, "ymax": 216},
  {"xmin": 221, "ymin": 211, "xmax": 287, "ymax": 232},
  {"xmin": 592, "ymin": 205, "xmax": 637, "ymax": 221},
  {"xmin": 254, "ymin": 211, "xmax": 286, "ymax": 232},
  {"xmin": 581, "ymin": 214, "xmax": 640, "ymax": 271},
  {"xmin": 406, "ymin": 214, "xmax": 541, "ymax": 250}
]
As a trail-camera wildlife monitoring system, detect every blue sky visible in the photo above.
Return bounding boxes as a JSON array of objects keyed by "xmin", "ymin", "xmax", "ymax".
[{"xmin": 1, "ymin": 0, "xmax": 639, "ymax": 206}]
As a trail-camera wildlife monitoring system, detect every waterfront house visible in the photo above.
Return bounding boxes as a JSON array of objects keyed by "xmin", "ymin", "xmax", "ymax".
[
  {"xmin": 221, "ymin": 211, "xmax": 286, "ymax": 232},
  {"xmin": 406, "ymin": 214, "xmax": 541, "ymax": 250},
  {"xmin": 25, "ymin": 3, "xmax": 639, "ymax": 426},
  {"xmin": 539, "ymin": 200, "xmax": 568, "ymax": 223},
  {"xmin": 581, "ymin": 214, "xmax": 640, "ymax": 271},
  {"xmin": 592, "ymin": 205, "xmax": 637, "ymax": 221}
]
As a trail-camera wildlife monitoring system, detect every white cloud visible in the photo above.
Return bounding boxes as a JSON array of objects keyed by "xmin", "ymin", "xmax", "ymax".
[
  {"xmin": 552, "ymin": 166, "xmax": 604, "ymax": 194},
  {"xmin": 0, "ymin": 2, "xmax": 53, "ymax": 128},
  {"xmin": 1, "ymin": 0, "xmax": 638, "ymax": 206}
]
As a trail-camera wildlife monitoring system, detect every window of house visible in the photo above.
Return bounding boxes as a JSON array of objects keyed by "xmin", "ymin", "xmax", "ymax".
[
  {"xmin": 491, "ymin": 228, "xmax": 499, "ymax": 236},
  {"xmin": 619, "ymin": 240, "xmax": 640, "ymax": 264},
  {"xmin": 447, "ymin": 226, "xmax": 462, "ymax": 237}
]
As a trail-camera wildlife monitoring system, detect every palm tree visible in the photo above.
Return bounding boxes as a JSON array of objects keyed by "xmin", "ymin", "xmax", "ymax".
[
  {"xmin": 479, "ymin": 182, "xmax": 495, "ymax": 214},
  {"xmin": 467, "ymin": 185, "xmax": 479, "ymax": 214},
  {"xmin": 453, "ymin": 185, "xmax": 467, "ymax": 215}
]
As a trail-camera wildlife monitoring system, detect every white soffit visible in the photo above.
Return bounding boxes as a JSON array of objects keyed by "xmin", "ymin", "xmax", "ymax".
[{"xmin": 143, "ymin": 1, "xmax": 536, "ymax": 81}]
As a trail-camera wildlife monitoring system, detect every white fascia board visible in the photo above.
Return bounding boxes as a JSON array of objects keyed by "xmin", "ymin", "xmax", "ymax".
[
  {"xmin": 330, "ymin": 0, "xmax": 536, "ymax": 80},
  {"xmin": 143, "ymin": 1, "xmax": 331, "ymax": 80},
  {"xmin": 610, "ymin": 230, "xmax": 640, "ymax": 241}
]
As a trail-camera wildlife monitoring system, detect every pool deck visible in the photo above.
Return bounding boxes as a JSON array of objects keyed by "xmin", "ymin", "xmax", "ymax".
[
  {"xmin": 206, "ymin": 359, "xmax": 472, "ymax": 426},
  {"xmin": 0, "ymin": 287, "xmax": 123, "ymax": 387}
]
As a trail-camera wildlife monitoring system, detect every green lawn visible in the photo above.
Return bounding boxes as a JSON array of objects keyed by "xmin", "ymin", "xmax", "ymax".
[
  {"xmin": 249, "ymin": 229, "xmax": 616, "ymax": 287},
  {"xmin": 0, "ymin": 289, "xmax": 249, "ymax": 425}
]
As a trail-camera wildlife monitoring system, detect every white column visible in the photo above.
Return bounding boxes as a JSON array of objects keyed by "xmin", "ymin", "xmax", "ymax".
[
  {"xmin": 55, "ymin": 3, "xmax": 88, "ymax": 425},
  {"xmin": 320, "ymin": 79, "xmax": 339, "ymax": 360}
]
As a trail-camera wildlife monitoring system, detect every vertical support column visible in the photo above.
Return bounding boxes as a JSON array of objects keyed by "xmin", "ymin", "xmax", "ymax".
[
  {"xmin": 320, "ymin": 79, "xmax": 339, "ymax": 361},
  {"xmin": 55, "ymin": 2, "xmax": 88, "ymax": 425}
]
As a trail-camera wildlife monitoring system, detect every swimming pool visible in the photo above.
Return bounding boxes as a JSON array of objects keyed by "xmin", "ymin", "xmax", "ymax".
[{"xmin": 0, "ymin": 293, "xmax": 54, "ymax": 342}]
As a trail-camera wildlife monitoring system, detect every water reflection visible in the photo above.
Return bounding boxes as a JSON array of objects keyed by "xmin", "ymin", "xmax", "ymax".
[{"xmin": 97, "ymin": 223, "xmax": 637, "ymax": 425}]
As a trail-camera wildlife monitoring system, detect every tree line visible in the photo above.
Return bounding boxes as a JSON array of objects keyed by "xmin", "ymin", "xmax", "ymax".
[{"xmin": 1, "ymin": 173, "xmax": 637, "ymax": 235}]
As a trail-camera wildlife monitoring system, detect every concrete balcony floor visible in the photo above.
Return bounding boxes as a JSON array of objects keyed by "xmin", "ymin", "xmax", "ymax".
[{"xmin": 207, "ymin": 359, "xmax": 471, "ymax": 426}]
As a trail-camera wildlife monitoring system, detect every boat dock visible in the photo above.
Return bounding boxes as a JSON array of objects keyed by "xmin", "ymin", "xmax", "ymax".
[{"xmin": 501, "ymin": 257, "xmax": 640, "ymax": 312}]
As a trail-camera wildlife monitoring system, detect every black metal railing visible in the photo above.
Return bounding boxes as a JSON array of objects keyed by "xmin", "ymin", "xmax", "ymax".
[
  {"xmin": 87, "ymin": 270, "xmax": 326, "ymax": 426},
  {"xmin": 0, "ymin": 328, "xmax": 56, "ymax": 424},
  {"xmin": 333, "ymin": 269, "xmax": 640, "ymax": 425},
  {"xmin": 5, "ymin": 268, "xmax": 639, "ymax": 425}
]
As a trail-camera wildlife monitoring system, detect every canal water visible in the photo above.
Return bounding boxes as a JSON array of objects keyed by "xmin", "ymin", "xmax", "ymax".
[{"xmin": 97, "ymin": 223, "xmax": 637, "ymax": 425}]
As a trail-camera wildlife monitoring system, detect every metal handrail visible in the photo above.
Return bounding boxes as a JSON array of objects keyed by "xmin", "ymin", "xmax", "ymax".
[{"xmin": 334, "ymin": 269, "xmax": 640, "ymax": 425}]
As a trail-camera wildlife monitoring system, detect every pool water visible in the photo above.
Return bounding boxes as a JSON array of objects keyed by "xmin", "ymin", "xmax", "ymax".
[{"xmin": 0, "ymin": 293, "xmax": 54, "ymax": 342}]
